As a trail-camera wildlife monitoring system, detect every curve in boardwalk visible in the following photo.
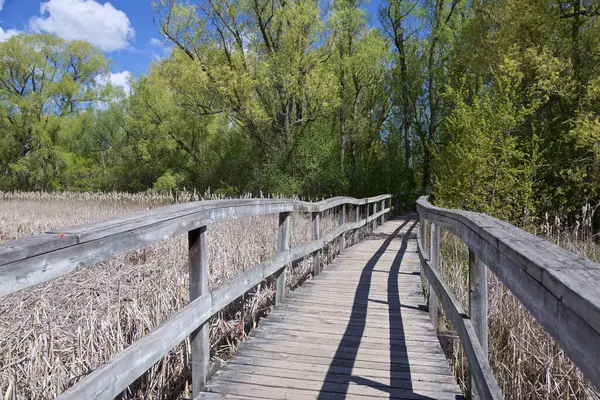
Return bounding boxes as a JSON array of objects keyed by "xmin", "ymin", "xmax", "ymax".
[{"xmin": 202, "ymin": 215, "xmax": 463, "ymax": 399}]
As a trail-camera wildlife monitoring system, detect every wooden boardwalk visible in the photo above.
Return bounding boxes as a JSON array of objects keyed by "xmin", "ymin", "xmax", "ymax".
[
  {"xmin": 201, "ymin": 215, "xmax": 463, "ymax": 399},
  {"xmin": 7, "ymin": 195, "xmax": 599, "ymax": 399}
]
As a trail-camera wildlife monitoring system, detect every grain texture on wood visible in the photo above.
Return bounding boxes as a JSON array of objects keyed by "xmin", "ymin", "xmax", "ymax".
[
  {"xmin": 202, "ymin": 217, "xmax": 462, "ymax": 400},
  {"xmin": 417, "ymin": 196, "xmax": 600, "ymax": 390},
  {"xmin": 469, "ymin": 249, "xmax": 488, "ymax": 400},
  {"xmin": 276, "ymin": 212, "xmax": 290, "ymax": 304},
  {"xmin": 0, "ymin": 195, "xmax": 391, "ymax": 297},
  {"xmin": 189, "ymin": 226, "xmax": 210, "ymax": 395},
  {"xmin": 417, "ymin": 240, "xmax": 503, "ymax": 400},
  {"xmin": 429, "ymin": 222, "xmax": 440, "ymax": 331},
  {"xmin": 312, "ymin": 211, "xmax": 321, "ymax": 276}
]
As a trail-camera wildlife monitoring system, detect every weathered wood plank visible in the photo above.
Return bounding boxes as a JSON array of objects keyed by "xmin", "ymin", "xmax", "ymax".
[
  {"xmin": 0, "ymin": 196, "xmax": 390, "ymax": 275},
  {"xmin": 469, "ymin": 249, "xmax": 488, "ymax": 400},
  {"xmin": 260, "ymin": 315, "xmax": 437, "ymax": 336},
  {"xmin": 255, "ymin": 316, "xmax": 438, "ymax": 341},
  {"xmin": 417, "ymin": 238, "xmax": 503, "ymax": 400},
  {"xmin": 225, "ymin": 355, "xmax": 457, "ymax": 382},
  {"xmin": 189, "ymin": 226, "xmax": 210, "ymax": 395},
  {"xmin": 217, "ymin": 363, "xmax": 461, "ymax": 392},
  {"xmin": 56, "ymin": 229, "xmax": 329, "ymax": 399},
  {"xmin": 275, "ymin": 212, "xmax": 290, "ymax": 304},
  {"xmin": 234, "ymin": 345, "xmax": 448, "ymax": 370},
  {"xmin": 266, "ymin": 304, "xmax": 434, "ymax": 325},
  {"xmin": 312, "ymin": 211, "xmax": 321, "ymax": 276},
  {"xmin": 194, "ymin": 393, "xmax": 261, "ymax": 400},
  {"xmin": 260, "ymin": 307, "xmax": 434, "ymax": 328},
  {"xmin": 207, "ymin": 376, "xmax": 460, "ymax": 400},
  {"xmin": 249, "ymin": 327, "xmax": 443, "ymax": 350},
  {"xmin": 429, "ymin": 222, "xmax": 440, "ymax": 331},
  {"xmin": 417, "ymin": 196, "xmax": 600, "ymax": 390},
  {"xmin": 1, "ymin": 201, "xmax": 389, "ymax": 298},
  {"xmin": 204, "ymin": 217, "xmax": 461, "ymax": 400},
  {"xmin": 339, "ymin": 204, "xmax": 346, "ymax": 252},
  {"xmin": 233, "ymin": 346, "xmax": 450, "ymax": 374},
  {"xmin": 1, "ymin": 202, "xmax": 293, "ymax": 297},
  {"xmin": 0, "ymin": 233, "xmax": 78, "ymax": 265}
]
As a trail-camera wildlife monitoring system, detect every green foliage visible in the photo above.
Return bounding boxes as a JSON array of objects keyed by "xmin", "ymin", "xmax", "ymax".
[
  {"xmin": 2, "ymin": 0, "xmax": 599, "ymax": 229},
  {"xmin": 0, "ymin": 33, "xmax": 109, "ymax": 190},
  {"xmin": 433, "ymin": 0, "xmax": 600, "ymax": 227},
  {"xmin": 435, "ymin": 47, "xmax": 566, "ymax": 223},
  {"xmin": 153, "ymin": 171, "xmax": 180, "ymax": 193}
]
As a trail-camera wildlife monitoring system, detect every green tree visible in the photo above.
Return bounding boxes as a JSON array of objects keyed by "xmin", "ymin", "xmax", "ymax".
[
  {"xmin": 332, "ymin": 0, "xmax": 391, "ymax": 194},
  {"xmin": 0, "ymin": 34, "xmax": 108, "ymax": 189}
]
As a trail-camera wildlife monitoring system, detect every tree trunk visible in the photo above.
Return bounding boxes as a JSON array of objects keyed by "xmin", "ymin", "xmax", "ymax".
[
  {"xmin": 571, "ymin": 0, "xmax": 583, "ymax": 102},
  {"xmin": 398, "ymin": 32, "xmax": 413, "ymax": 181}
]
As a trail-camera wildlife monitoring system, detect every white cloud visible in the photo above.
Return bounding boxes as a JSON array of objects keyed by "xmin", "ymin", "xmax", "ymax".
[
  {"xmin": 149, "ymin": 37, "xmax": 173, "ymax": 60},
  {"xmin": 29, "ymin": 0, "xmax": 134, "ymax": 52},
  {"xmin": 0, "ymin": 27, "xmax": 20, "ymax": 42},
  {"xmin": 0, "ymin": 0, "xmax": 5, "ymax": 12},
  {"xmin": 97, "ymin": 71, "xmax": 133, "ymax": 97},
  {"xmin": 108, "ymin": 71, "xmax": 132, "ymax": 88},
  {"xmin": 149, "ymin": 37, "xmax": 163, "ymax": 48}
]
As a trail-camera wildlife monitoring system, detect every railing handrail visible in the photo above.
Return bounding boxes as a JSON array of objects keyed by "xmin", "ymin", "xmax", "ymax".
[
  {"xmin": 416, "ymin": 195, "xmax": 600, "ymax": 399},
  {"xmin": 0, "ymin": 194, "xmax": 396, "ymax": 400},
  {"xmin": 0, "ymin": 195, "xmax": 392, "ymax": 298}
]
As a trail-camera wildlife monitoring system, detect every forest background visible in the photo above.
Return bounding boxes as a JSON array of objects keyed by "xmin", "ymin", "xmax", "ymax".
[{"xmin": 1, "ymin": 0, "xmax": 600, "ymax": 227}]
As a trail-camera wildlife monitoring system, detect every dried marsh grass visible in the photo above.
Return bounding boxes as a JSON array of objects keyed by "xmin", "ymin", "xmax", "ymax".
[{"xmin": 0, "ymin": 191, "xmax": 355, "ymax": 399}]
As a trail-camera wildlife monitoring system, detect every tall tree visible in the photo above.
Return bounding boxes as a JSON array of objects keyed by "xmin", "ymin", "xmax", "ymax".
[
  {"xmin": 0, "ymin": 34, "xmax": 108, "ymax": 189},
  {"xmin": 380, "ymin": 0, "xmax": 419, "ymax": 190},
  {"xmin": 156, "ymin": 0, "xmax": 334, "ymax": 153},
  {"xmin": 332, "ymin": 0, "xmax": 391, "ymax": 193}
]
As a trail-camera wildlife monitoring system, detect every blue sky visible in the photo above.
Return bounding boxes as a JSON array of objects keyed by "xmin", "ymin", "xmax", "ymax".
[
  {"xmin": 0, "ymin": 0, "xmax": 171, "ymax": 88},
  {"xmin": 0, "ymin": 0, "xmax": 383, "ymax": 89}
]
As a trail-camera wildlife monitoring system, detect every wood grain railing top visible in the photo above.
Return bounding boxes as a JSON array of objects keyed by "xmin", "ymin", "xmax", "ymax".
[
  {"xmin": 1, "ymin": 194, "xmax": 396, "ymax": 399},
  {"xmin": 0, "ymin": 195, "xmax": 392, "ymax": 298},
  {"xmin": 416, "ymin": 196, "xmax": 600, "ymax": 396}
]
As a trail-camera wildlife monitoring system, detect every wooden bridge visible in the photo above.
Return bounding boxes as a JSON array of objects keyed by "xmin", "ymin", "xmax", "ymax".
[
  {"xmin": 203, "ymin": 216, "xmax": 462, "ymax": 399},
  {"xmin": 1, "ymin": 194, "xmax": 599, "ymax": 399}
]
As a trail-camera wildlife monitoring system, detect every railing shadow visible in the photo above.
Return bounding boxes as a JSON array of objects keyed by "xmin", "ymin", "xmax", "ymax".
[{"xmin": 317, "ymin": 216, "xmax": 456, "ymax": 399}]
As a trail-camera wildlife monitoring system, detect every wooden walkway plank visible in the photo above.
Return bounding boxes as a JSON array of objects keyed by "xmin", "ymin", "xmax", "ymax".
[{"xmin": 199, "ymin": 216, "xmax": 464, "ymax": 400}]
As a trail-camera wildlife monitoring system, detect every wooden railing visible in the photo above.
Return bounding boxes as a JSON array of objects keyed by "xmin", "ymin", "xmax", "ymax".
[
  {"xmin": 417, "ymin": 196, "xmax": 600, "ymax": 400},
  {"xmin": 0, "ymin": 194, "xmax": 396, "ymax": 399}
]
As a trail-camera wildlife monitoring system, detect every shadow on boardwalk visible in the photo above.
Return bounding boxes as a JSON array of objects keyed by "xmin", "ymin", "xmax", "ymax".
[{"xmin": 318, "ymin": 216, "xmax": 456, "ymax": 400}]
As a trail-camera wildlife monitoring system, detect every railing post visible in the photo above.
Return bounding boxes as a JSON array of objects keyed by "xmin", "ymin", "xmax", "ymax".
[
  {"xmin": 365, "ymin": 202, "xmax": 370, "ymax": 234},
  {"xmin": 276, "ymin": 212, "xmax": 290, "ymax": 304},
  {"xmin": 353, "ymin": 204, "xmax": 361, "ymax": 244},
  {"xmin": 420, "ymin": 214, "xmax": 427, "ymax": 256},
  {"xmin": 429, "ymin": 222, "xmax": 440, "ymax": 331},
  {"xmin": 188, "ymin": 226, "xmax": 209, "ymax": 396},
  {"xmin": 312, "ymin": 211, "xmax": 321, "ymax": 276},
  {"xmin": 469, "ymin": 249, "xmax": 489, "ymax": 400},
  {"xmin": 339, "ymin": 204, "xmax": 346, "ymax": 252},
  {"xmin": 372, "ymin": 202, "xmax": 377, "ymax": 231}
]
